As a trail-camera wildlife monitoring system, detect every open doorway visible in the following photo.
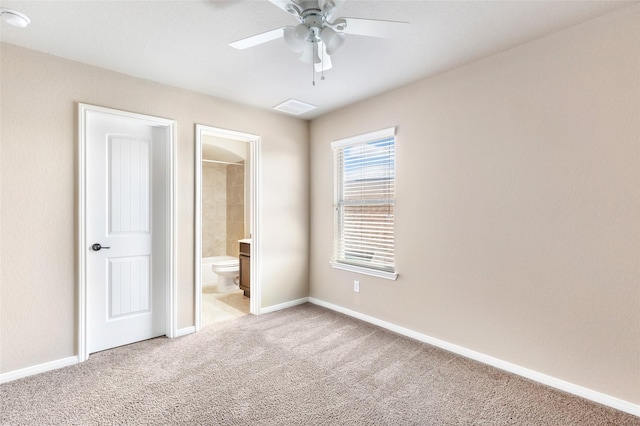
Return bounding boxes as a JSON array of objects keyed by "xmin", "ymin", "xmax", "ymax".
[{"xmin": 195, "ymin": 125, "xmax": 260, "ymax": 331}]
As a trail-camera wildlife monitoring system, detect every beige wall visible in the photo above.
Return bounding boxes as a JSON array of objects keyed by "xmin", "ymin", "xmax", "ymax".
[
  {"xmin": 0, "ymin": 43, "xmax": 309, "ymax": 373},
  {"xmin": 310, "ymin": 7, "xmax": 640, "ymax": 404}
]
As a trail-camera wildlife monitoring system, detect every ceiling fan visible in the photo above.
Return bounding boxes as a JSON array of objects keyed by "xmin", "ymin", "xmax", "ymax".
[{"xmin": 230, "ymin": 0, "xmax": 409, "ymax": 79}]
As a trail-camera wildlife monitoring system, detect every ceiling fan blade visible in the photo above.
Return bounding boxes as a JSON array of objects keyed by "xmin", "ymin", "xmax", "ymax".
[
  {"xmin": 229, "ymin": 27, "xmax": 285, "ymax": 50},
  {"xmin": 319, "ymin": 0, "xmax": 345, "ymax": 19},
  {"xmin": 315, "ymin": 42, "xmax": 333, "ymax": 72},
  {"xmin": 341, "ymin": 17, "xmax": 410, "ymax": 39},
  {"xmin": 268, "ymin": 0, "xmax": 301, "ymax": 16}
]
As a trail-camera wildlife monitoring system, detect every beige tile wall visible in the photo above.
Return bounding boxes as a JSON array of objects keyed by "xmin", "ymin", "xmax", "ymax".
[
  {"xmin": 202, "ymin": 162, "xmax": 245, "ymax": 258},
  {"xmin": 226, "ymin": 164, "xmax": 245, "ymax": 257},
  {"xmin": 202, "ymin": 162, "xmax": 227, "ymax": 257}
]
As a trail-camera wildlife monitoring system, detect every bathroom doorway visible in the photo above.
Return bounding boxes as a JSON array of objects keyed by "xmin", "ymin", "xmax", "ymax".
[{"xmin": 194, "ymin": 125, "xmax": 260, "ymax": 331}]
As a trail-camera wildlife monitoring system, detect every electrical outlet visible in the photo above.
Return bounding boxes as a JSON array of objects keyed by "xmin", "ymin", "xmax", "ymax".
[{"xmin": 354, "ymin": 280, "xmax": 360, "ymax": 293}]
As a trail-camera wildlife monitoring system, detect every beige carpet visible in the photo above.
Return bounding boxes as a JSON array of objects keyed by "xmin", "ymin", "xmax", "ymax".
[{"xmin": 1, "ymin": 304, "xmax": 638, "ymax": 425}]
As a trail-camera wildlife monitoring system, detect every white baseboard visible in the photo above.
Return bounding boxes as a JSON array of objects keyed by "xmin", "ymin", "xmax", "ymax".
[
  {"xmin": 0, "ymin": 356, "xmax": 79, "ymax": 384},
  {"xmin": 175, "ymin": 326, "xmax": 196, "ymax": 337},
  {"xmin": 1, "ymin": 326, "xmax": 195, "ymax": 383},
  {"xmin": 260, "ymin": 297, "xmax": 310, "ymax": 314},
  {"xmin": 308, "ymin": 297, "xmax": 640, "ymax": 418}
]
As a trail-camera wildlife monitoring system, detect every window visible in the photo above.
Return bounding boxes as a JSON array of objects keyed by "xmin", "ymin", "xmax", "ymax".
[{"xmin": 331, "ymin": 127, "xmax": 398, "ymax": 280}]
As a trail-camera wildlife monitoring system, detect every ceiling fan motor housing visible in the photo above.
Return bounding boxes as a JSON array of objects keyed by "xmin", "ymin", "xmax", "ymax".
[
  {"xmin": 304, "ymin": 14, "xmax": 324, "ymax": 39},
  {"xmin": 282, "ymin": 1, "xmax": 347, "ymax": 61}
]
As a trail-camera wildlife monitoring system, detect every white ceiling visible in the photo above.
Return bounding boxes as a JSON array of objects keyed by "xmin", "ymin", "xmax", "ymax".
[{"xmin": 1, "ymin": 0, "xmax": 636, "ymax": 119}]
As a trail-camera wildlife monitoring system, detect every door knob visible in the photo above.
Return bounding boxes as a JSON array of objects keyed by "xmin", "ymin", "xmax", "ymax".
[{"xmin": 91, "ymin": 243, "xmax": 111, "ymax": 251}]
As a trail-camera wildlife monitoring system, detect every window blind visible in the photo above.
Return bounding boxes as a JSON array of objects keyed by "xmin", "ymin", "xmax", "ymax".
[{"xmin": 332, "ymin": 128, "xmax": 396, "ymax": 274}]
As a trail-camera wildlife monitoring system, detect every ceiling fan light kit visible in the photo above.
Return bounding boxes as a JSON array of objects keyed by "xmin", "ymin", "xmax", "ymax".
[
  {"xmin": 320, "ymin": 27, "xmax": 345, "ymax": 56},
  {"xmin": 0, "ymin": 7, "xmax": 31, "ymax": 28},
  {"xmin": 230, "ymin": 0, "xmax": 409, "ymax": 85},
  {"xmin": 283, "ymin": 24, "xmax": 309, "ymax": 53},
  {"xmin": 300, "ymin": 40, "xmax": 321, "ymax": 64}
]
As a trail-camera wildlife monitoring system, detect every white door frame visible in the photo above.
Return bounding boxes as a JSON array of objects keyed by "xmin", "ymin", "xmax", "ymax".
[
  {"xmin": 195, "ymin": 124, "xmax": 261, "ymax": 331},
  {"xmin": 78, "ymin": 103, "xmax": 177, "ymax": 362}
]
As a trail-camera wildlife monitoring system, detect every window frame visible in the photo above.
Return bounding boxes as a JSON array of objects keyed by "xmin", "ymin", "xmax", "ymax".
[{"xmin": 330, "ymin": 127, "xmax": 398, "ymax": 281}]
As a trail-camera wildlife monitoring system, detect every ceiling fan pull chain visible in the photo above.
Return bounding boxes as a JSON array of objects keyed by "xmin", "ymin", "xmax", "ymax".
[
  {"xmin": 321, "ymin": 43, "xmax": 326, "ymax": 81},
  {"xmin": 312, "ymin": 40, "xmax": 316, "ymax": 86}
]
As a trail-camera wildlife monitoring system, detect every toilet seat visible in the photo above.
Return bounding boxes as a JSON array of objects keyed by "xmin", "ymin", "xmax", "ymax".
[
  {"xmin": 212, "ymin": 259, "xmax": 239, "ymax": 267},
  {"xmin": 211, "ymin": 259, "xmax": 239, "ymax": 272}
]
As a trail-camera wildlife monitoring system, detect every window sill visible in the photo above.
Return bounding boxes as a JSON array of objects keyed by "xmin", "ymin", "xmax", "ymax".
[{"xmin": 330, "ymin": 261, "xmax": 399, "ymax": 281}]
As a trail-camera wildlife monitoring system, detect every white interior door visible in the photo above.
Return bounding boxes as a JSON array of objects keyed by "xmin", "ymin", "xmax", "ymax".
[{"xmin": 86, "ymin": 110, "xmax": 167, "ymax": 354}]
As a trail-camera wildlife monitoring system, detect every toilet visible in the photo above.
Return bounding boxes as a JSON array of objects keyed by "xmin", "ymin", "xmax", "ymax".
[{"xmin": 211, "ymin": 257, "xmax": 240, "ymax": 292}]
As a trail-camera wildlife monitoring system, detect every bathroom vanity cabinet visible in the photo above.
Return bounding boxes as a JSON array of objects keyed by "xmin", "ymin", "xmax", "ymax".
[{"xmin": 239, "ymin": 241, "xmax": 250, "ymax": 297}]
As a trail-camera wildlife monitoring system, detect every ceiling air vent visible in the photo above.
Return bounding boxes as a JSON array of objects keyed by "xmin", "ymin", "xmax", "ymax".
[{"xmin": 273, "ymin": 98, "xmax": 317, "ymax": 116}]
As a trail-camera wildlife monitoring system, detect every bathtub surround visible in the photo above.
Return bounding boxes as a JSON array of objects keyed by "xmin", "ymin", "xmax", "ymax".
[
  {"xmin": 202, "ymin": 162, "xmax": 228, "ymax": 257},
  {"xmin": 226, "ymin": 164, "xmax": 245, "ymax": 258},
  {"xmin": 201, "ymin": 161, "xmax": 245, "ymax": 258},
  {"xmin": 200, "ymin": 132, "xmax": 247, "ymax": 267},
  {"xmin": 201, "ymin": 257, "xmax": 221, "ymax": 286}
]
